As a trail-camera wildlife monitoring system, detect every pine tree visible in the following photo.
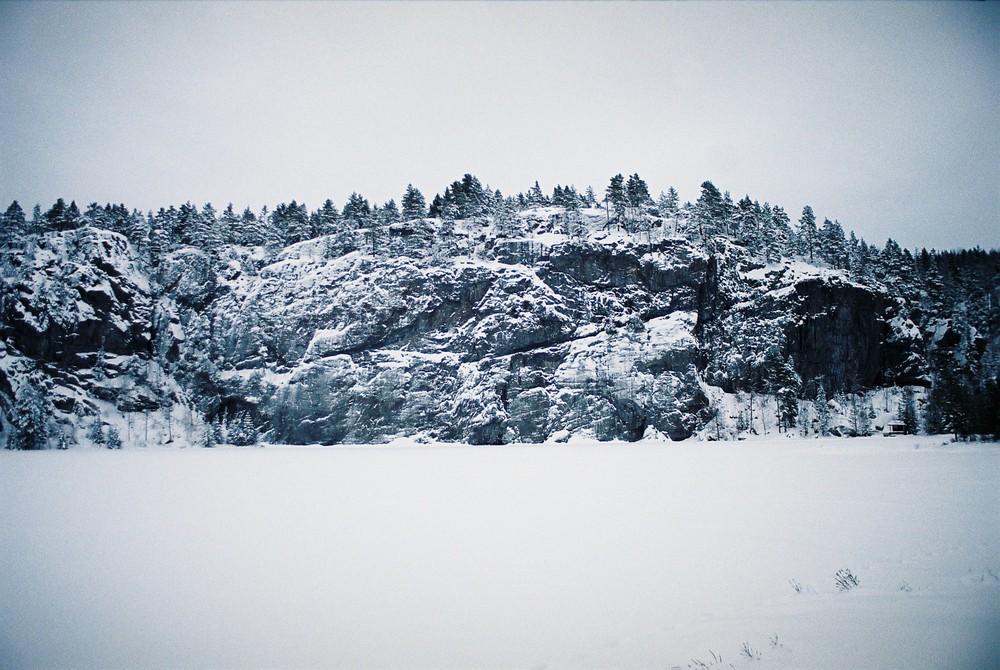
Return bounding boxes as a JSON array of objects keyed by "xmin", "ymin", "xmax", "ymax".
[
  {"xmin": 759, "ymin": 203, "xmax": 781, "ymax": 263},
  {"xmin": 127, "ymin": 209, "xmax": 151, "ymax": 260},
  {"xmin": 898, "ymin": 386, "xmax": 918, "ymax": 434},
  {"xmin": 8, "ymin": 379, "xmax": 50, "ymax": 450},
  {"xmin": 771, "ymin": 205, "xmax": 793, "ymax": 257},
  {"xmin": 84, "ymin": 202, "xmax": 110, "ymax": 231},
  {"xmin": 736, "ymin": 195, "xmax": 762, "ymax": 253},
  {"xmin": 45, "ymin": 198, "xmax": 68, "ymax": 231},
  {"xmin": 176, "ymin": 202, "xmax": 199, "ymax": 246},
  {"xmin": 219, "ymin": 203, "xmax": 241, "ymax": 244},
  {"xmin": 401, "ymin": 184, "xmax": 426, "ymax": 220},
  {"xmin": 493, "ymin": 198, "xmax": 523, "ymax": 238},
  {"xmin": 228, "ymin": 411, "xmax": 260, "ymax": 446},
  {"xmin": 193, "ymin": 202, "xmax": 223, "ymax": 252},
  {"xmin": 311, "ymin": 199, "xmax": 340, "ymax": 238},
  {"xmin": 201, "ymin": 422, "xmax": 217, "ymax": 448},
  {"xmin": 605, "ymin": 174, "xmax": 626, "ymax": 225},
  {"xmin": 106, "ymin": 426, "xmax": 123, "ymax": 449},
  {"xmin": 797, "ymin": 205, "xmax": 818, "ymax": 263},
  {"xmin": 526, "ymin": 180, "xmax": 547, "ymax": 207},
  {"xmin": 277, "ymin": 200, "xmax": 310, "ymax": 245},
  {"xmin": 427, "ymin": 193, "xmax": 444, "ymax": 218},
  {"xmin": 694, "ymin": 181, "xmax": 725, "ymax": 241},
  {"xmin": 235, "ymin": 206, "xmax": 264, "ymax": 247},
  {"xmin": 365, "ymin": 207, "xmax": 388, "ymax": 255},
  {"xmin": 1, "ymin": 200, "xmax": 26, "ymax": 247},
  {"xmin": 87, "ymin": 420, "xmax": 106, "ymax": 446},
  {"xmin": 815, "ymin": 381, "xmax": 831, "ymax": 436},
  {"xmin": 849, "ymin": 393, "xmax": 871, "ymax": 436},
  {"xmin": 456, "ymin": 173, "xmax": 486, "ymax": 218},
  {"xmin": 820, "ymin": 218, "xmax": 847, "ymax": 268},
  {"xmin": 381, "ymin": 199, "xmax": 401, "ymax": 225},
  {"xmin": 658, "ymin": 188, "xmax": 680, "ymax": 236},
  {"xmin": 29, "ymin": 204, "xmax": 44, "ymax": 236},
  {"xmin": 625, "ymin": 173, "xmax": 651, "ymax": 213},
  {"xmin": 342, "ymin": 193, "xmax": 371, "ymax": 228}
]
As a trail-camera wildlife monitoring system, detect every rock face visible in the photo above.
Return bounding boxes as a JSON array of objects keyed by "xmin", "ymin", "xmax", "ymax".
[
  {"xmin": 0, "ymin": 228, "xmax": 184, "ymax": 447},
  {"xmin": 785, "ymin": 279, "xmax": 925, "ymax": 390},
  {"xmin": 697, "ymin": 257, "xmax": 928, "ymax": 396},
  {"xmin": 1, "ymin": 227, "xmax": 153, "ymax": 364},
  {"xmin": 229, "ymin": 234, "xmax": 712, "ymax": 444},
  {"xmin": 0, "ymin": 209, "xmax": 934, "ymax": 447}
]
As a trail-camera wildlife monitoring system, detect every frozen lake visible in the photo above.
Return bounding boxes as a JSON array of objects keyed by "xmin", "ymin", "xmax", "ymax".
[{"xmin": 1, "ymin": 437, "xmax": 998, "ymax": 669}]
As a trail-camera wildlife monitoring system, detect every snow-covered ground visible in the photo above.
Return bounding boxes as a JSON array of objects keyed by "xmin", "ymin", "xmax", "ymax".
[{"xmin": 1, "ymin": 437, "xmax": 997, "ymax": 669}]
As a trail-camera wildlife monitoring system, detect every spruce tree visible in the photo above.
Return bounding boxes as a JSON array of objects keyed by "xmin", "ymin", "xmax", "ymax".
[
  {"xmin": 797, "ymin": 205, "xmax": 818, "ymax": 263},
  {"xmin": 625, "ymin": 174, "xmax": 650, "ymax": 208},
  {"xmin": 278, "ymin": 201, "xmax": 310, "ymax": 246},
  {"xmin": 526, "ymin": 180, "xmax": 547, "ymax": 207},
  {"xmin": 760, "ymin": 203, "xmax": 782, "ymax": 263},
  {"xmin": 694, "ymin": 181, "xmax": 725, "ymax": 240},
  {"xmin": 220, "ymin": 203, "xmax": 241, "ymax": 244},
  {"xmin": 898, "ymin": 386, "xmax": 918, "ymax": 434},
  {"xmin": 381, "ymin": 199, "xmax": 401, "ymax": 225},
  {"xmin": 312, "ymin": 199, "xmax": 340, "ymax": 238},
  {"xmin": 815, "ymin": 381, "xmax": 831, "ymax": 436},
  {"xmin": 9, "ymin": 380, "xmax": 50, "ymax": 450},
  {"xmin": 342, "ymin": 193, "xmax": 371, "ymax": 228},
  {"xmin": 735, "ymin": 195, "xmax": 761, "ymax": 253},
  {"xmin": 30, "ymin": 204, "xmax": 44, "ymax": 236},
  {"xmin": 658, "ymin": 188, "xmax": 680, "ymax": 235},
  {"xmin": 605, "ymin": 174, "xmax": 626, "ymax": 225},
  {"xmin": 770, "ymin": 205, "xmax": 793, "ymax": 257},
  {"xmin": 45, "ymin": 198, "xmax": 68, "ymax": 231},
  {"xmin": 401, "ymin": 184, "xmax": 426, "ymax": 220},
  {"xmin": 1, "ymin": 200, "xmax": 26, "ymax": 247},
  {"xmin": 427, "ymin": 193, "xmax": 444, "ymax": 218}
]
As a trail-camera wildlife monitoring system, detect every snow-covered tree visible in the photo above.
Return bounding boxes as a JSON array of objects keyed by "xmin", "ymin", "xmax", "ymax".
[
  {"xmin": 106, "ymin": 426, "xmax": 123, "ymax": 449},
  {"xmin": 658, "ymin": 188, "xmax": 680, "ymax": 236},
  {"xmin": 605, "ymin": 174, "xmax": 626, "ymax": 225},
  {"xmin": 898, "ymin": 386, "xmax": 918, "ymax": 434},
  {"xmin": 342, "ymin": 193, "xmax": 371, "ymax": 229},
  {"xmin": 797, "ymin": 205, "xmax": 818, "ymax": 263},
  {"xmin": 228, "ymin": 411, "xmax": 259, "ymax": 446},
  {"xmin": 401, "ymin": 184, "xmax": 426, "ymax": 220},
  {"xmin": 694, "ymin": 181, "xmax": 726, "ymax": 241},
  {"xmin": 815, "ymin": 381, "xmax": 831, "ymax": 436},
  {"xmin": 8, "ymin": 379, "xmax": 50, "ymax": 450},
  {"xmin": 0, "ymin": 200, "xmax": 26, "ymax": 247}
]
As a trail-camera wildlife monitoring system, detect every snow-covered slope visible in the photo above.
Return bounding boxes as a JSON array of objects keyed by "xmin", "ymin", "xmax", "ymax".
[{"xmin": 1, "ymin": 437, "xmax": 996, "ymax": 668}]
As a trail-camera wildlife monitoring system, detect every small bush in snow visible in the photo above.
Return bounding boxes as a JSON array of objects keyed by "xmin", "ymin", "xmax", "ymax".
[
  {"xmin": 87, "ymin": 421, "xmax": 105, "ymax": 446},
  {"xmin": 835, "ymin": 568, "xmax": 859, "ymax": 591},
  {"xmin": 105, "ymin": 427, "xmax": 122, "ymax": 450}
]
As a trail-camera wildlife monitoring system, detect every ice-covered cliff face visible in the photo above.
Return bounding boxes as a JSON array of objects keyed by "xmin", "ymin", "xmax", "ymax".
[
  {"xmin": 210, "ymin": 224, "xmax": 712, "ymax": 443},
  {"xmin": 0, "ymin": 209, "xmax": 933, "ymax": 446}
]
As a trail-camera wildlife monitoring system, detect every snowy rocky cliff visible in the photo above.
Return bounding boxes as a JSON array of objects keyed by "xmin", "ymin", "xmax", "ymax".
[{"xmin": 0, "ymin": 206, "xmax": 982, "ymax": 447}]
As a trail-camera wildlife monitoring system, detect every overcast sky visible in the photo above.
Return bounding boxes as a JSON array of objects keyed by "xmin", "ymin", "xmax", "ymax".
[{"xmin": 1, "ymin": 1, "xmax": 997, "ymax": 250}]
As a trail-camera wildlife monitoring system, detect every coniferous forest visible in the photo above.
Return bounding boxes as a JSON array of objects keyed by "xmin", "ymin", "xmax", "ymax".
[{"xmin": 1, "ymin": 173, "xmax": 998, "ymax": 449}]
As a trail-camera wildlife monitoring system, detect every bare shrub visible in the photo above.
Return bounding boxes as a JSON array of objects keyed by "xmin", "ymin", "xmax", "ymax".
[{"xmin": 835, "ymin": 568, "xmax": 860, "ymax": 591}]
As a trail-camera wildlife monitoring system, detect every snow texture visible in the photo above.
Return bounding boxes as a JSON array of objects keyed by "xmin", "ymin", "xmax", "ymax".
[{"xmin": 1, "ymin": 437, "xmax": 997, "ymax": 669}]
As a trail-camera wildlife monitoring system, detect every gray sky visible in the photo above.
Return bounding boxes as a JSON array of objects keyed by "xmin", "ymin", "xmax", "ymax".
[{"xmin": 1, "ymin": 1, "xmax": 997, "ymax": 251}]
